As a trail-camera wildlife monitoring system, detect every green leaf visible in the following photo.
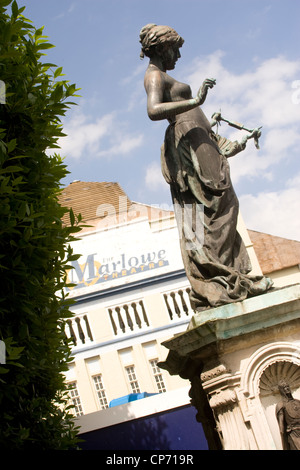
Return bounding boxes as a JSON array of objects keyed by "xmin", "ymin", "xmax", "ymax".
[
  {"xmin": 1, "ymin": 1, "xmax": 13, "ymax": 7},
  {"xmin": 37, "ymin": 42, "xmax": 55, "ymax": 50},
  {"xmin": 69, "ymin": 208, "xmax": 75, "ymax": 226},
  {"xmin": 51, "ymin": 84, "xmax": 64, "ymax": 102},
  {"xmin": 7, "ymin": 138, "xmax": 17, "ymax": 153},
  {"xmin": 35, "ymin": 26, "xmax": 44, "ymax": 38},
  {"xmin": 11, "ymin": 0, "xmax": 18, "ymax": 18},
  {"xmin": 0, "ymin": 165, "xmax": 23, "ymax": 174},
  {"xmin": 54, "ymin": 66, "xmax": 63, "ymax": 79}
]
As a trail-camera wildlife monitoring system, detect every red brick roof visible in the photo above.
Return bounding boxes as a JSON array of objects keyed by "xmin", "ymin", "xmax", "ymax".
[
  {"xmin": 58, "ymin": 181, "xmax": 131, "ymax": 225},
  {"xmin": 248, "ymin": 230, "xmax": 300, "ymax": 274}
]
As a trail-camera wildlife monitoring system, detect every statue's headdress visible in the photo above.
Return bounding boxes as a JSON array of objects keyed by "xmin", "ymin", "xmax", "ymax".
[{"xmin": 139, "ymin": 23, "xmax": 184, "ymax": 59}]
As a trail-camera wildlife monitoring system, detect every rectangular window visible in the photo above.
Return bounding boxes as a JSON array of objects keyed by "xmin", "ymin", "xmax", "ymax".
[
  {"xmin": 93, "ymin": 374, "xmax": 109, "ymax": 409},
  {"xmin": 125, "ymin": 365, "xmax": 140, "ymax": 393},
  {"xmin": 67, "ymin": 382, "xmax": 83, "ymax": 416},
  {"xmin": 150, "ymin": 359, "xmax": 166, "ymax": 393}
]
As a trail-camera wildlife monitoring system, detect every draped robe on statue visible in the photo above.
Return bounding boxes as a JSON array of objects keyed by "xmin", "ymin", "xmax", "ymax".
[{"xmin": 161, "ymin": 111, "xmax": 273, "ymax": 311}]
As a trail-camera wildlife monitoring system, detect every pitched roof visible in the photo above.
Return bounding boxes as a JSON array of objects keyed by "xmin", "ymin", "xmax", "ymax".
[
  {"xmin": 248, "ymin": 230, "xmax": 300, "ymax": 274},
  {"xmin": 58, "ymin": 180, "xmax": 131, "ymax": 225}
]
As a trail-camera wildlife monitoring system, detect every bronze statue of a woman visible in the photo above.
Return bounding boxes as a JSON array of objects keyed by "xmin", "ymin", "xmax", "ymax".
[{"xmin": 140, "ymin": 23, "xmax": 273, "ymax": 311}]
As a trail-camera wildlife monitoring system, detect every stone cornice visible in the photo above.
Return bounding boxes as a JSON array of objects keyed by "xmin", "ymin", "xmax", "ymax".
[{"xmin": 161, "ymin": 284, "xmax": 300, "ymax": 361}]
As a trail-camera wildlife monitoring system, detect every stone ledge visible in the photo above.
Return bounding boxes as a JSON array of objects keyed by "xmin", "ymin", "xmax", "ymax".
[{"xmin": 161, "ymin": 284, "xmax": 300, "ymax": 359}]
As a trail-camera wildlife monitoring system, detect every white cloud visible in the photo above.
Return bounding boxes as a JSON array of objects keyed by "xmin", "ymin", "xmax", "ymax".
[
  {"xmin": 240, "ymin": 169, "xmax": 300, "ymax": 241},
  {"xmin": 186, "ymin": 53, "xmax": 300, "ymax": 130},
  {"xmin": 58, "ymin": 112, "xmax": 115, "ymax": 159},
  {"xmin": 229, "ymin": 125, "xmax": 300, "ymax": 183},
  {"xmin": 54, "ymin": 2, "xmax": 76, "ymax": 20},
  {"xmin": 287, "ymin": 172, "xmax": 300, "ymax": 188},
  {"xmin": 57, "ymin": 110, "xmax": 144, "ymax": 159},
  {"xmin": 145, "ymin": 161, "xmax": 168, "ymax": 192},
  {"xmin": 97, "ymin": 134, "xmax": 144, "ymax": 157},
  {"xmin": 240, "ymin": 183, "xmax": 300, "ymax": 242}
]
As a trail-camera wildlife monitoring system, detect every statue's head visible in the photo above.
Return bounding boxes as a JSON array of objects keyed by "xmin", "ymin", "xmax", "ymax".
[
  {"xmin": 139, "ymin": 24, "xmax": 184, "ymax": 60},
  {"xmin": 278, "ymin": 380, "xmax": 292, "ymax": 399}
]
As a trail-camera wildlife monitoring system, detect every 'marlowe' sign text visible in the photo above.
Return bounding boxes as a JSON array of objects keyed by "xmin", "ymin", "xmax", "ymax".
[{"xmin": 66, "ymin": 249, "xmax": 169, "ymax": 291}]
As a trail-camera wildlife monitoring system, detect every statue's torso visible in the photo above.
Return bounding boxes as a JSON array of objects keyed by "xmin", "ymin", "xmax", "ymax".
[
  {"xmin": 285, "ymin": 400, "xmax": 300, "ymax": 421},
  {"xmin": 163, "ymin": 72, "xmax": 211, "ymax": 130},
  {"xmin": 146, "ymin": 66, "xmax": 211, "ymax": 130}
]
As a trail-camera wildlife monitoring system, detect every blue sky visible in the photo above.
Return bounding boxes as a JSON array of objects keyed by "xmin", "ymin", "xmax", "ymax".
[{"xmin": 18, "ymin": 0, "xmax": 300, "ymax": 241}]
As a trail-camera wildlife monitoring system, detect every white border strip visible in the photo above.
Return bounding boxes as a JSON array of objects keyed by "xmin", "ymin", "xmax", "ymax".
[{"xmin": 76, "ymin": 386, "xmax": 191, "ymax": 434}]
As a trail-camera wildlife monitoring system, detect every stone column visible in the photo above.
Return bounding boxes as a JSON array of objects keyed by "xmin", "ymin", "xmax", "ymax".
[{"xmin": 200, "ymin": 365, "xmax": 253, "ymax": 450}]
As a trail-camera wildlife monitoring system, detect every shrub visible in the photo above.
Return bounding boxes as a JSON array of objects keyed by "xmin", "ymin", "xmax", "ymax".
[{"xmin": 0, "ymin": 0, "xmax": 82, "ymax": 449}]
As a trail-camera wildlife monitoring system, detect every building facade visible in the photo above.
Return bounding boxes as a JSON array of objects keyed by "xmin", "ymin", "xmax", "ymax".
[{"xmin": 59, "ymin": 181, "xmax": 300, "ymax": 443}]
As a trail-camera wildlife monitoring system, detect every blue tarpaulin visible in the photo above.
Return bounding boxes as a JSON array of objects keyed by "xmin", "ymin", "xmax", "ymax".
[{"xmin": 109, "ymin": 392, "xmax": 157, "ymax": 407}]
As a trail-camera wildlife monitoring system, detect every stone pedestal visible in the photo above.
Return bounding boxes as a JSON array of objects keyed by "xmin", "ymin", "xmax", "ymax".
[{"xmin": 159, "ymin": 284, "xmax": 300, "ymax": 450}]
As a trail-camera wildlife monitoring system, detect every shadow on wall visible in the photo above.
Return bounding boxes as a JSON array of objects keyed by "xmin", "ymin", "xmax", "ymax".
[{"xmin": 79, "ymin": 405, "xmax": 208, "ymax": 451}]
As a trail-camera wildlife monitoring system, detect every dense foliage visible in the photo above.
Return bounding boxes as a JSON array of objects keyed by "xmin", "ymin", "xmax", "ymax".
[{"xmin": 0, "ymin": 1, "xmax": 82, "ymax": 449}]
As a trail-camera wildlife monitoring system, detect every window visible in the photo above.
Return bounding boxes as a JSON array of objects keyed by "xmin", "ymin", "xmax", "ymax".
[
  {"xmin": 125, "ymin": 365, "xmax": 141, "ymax": 393},
  {"xmin": 150, "ymin": 359, "xmax": 166, "ymax": 393},
  {"xmin": 67, "ymin": 382, "xmax": 83, "ymax": 416},
  {"xmin": 93, "ymin": 374, "xmax": 109, "ymax": 409}
]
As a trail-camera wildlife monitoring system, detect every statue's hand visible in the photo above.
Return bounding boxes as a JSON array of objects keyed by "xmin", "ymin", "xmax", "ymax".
[
  {"xmin": 243, "ymin": 127, "xmax": 262, "ymax": 149},
  {"xmin": 196, "ymin": 78, "xmax": 216, "ymax": 105},
  {"xmin": 239, "ymin": 128, "xmax": 262, "ymax": 151},
  {"xmin": 246, "ymin": 128, "xmax": 262, "ymax": 141},
  {"xmin": 211, "ymin": 111, "xmax": 222, "ymax": 127}
]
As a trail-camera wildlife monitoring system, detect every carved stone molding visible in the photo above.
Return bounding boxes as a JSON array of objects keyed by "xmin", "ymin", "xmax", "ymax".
[
  {"xmin": 209, "ymin": 389, "xmax": 237, "ymax": 411},
  {"xmin": 241, "ymin": 342, "xmax": 300, "ymax": 398},
  {"xmin": 259, "ymin": 360, "xmax": 300, "ymax": 396},
  {"xmin": 201, "ymin": 364, "xmax": 228, "ymax": 383}
]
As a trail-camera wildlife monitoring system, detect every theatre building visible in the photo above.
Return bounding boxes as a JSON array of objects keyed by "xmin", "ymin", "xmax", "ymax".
[{"xmin": 59, "ymin": 180, "xmax": 300, "ymax": 450}]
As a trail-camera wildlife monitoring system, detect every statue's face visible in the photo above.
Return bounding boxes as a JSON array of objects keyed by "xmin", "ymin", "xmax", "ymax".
[
  {"xmin": 160, "ymin": 43, "xmax": 181, "ymax": 70},
  {"xmin": 282, "ymin": 383, "xmax": 291, "ymax": 394},
  {"xmin": 279, "ymin": 382, "xmax": 291, "ymax": 397}
]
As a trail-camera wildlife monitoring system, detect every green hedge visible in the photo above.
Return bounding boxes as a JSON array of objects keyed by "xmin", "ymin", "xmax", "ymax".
[{"xmin": 0, "ymin": 1, "xmax": 82, "ymax": 449}]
